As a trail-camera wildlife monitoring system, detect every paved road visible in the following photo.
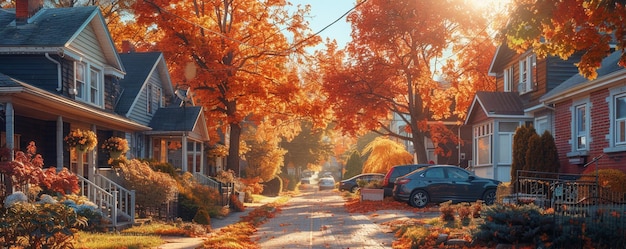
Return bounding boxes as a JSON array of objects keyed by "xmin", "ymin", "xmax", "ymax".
[{"xmin": 253, "ymin": 186, "xmax": 409, "ymax": 249}]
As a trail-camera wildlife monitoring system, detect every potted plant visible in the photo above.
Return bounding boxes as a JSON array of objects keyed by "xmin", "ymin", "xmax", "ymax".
[
  {"xmin": 360, "ymin": 179, "xmax": 384, "ymax": 201},
  {"xmin": 102, "ymin": 136, "xmax": 129, "ymax": 159},
  {"xmin": 64, "ymin": 129, "xmax": 97, "ymax": 153}
]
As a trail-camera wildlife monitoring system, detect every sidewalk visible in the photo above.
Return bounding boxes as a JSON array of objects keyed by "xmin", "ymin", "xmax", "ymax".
[{"xmin": 154, "ymin": 198, "xmax": 274, "ymax": 249}]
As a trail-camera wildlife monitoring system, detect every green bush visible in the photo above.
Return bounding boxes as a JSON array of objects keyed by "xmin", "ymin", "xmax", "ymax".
[
  {"xmin": 473, "ymin": 204, "xmax": 553, "ymax": 247},
  {"xmin": 0, "ymin": 200, "xmax": 85, "ymax": 248}
]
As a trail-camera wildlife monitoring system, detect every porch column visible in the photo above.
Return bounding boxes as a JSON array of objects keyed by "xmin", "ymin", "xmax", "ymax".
[
  {"xmin": 200, "ymin": 142, "xmax": 205, "ymax": 174},
  {"xmin": 56, "ymin": 116, "xmax": 63, "ymax": 171},
  {"xmin": 5, "ymin": 102, "xmax": 14, "ymax": 161},
  {"xmin": 181, "ymin": 134, "xmax": 188, "ymax": 172},
  {"xmin": 88, "ymin": 124, "xmax": 96, "ymax": 179}
]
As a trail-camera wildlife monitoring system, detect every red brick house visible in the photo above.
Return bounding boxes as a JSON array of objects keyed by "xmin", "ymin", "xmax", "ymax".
[{"xmin": 540, "ymin": 51, "xmax": 626, "ymax": 174}]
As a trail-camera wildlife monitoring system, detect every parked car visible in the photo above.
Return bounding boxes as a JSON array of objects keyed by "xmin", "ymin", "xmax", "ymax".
[
  {"xmin": 318, "ymin": 177, "xmax": 336, "ymax": 190},
  {"xmin": 339, "ymin": 173, "xmax": 385, "ymax": 193},
  {"xmin": 393, "ymin": 165, "xmax": 500, "ymax": 208},
  {"xmin": 382, "ymin": 164, "xmax": 431, "ymax": 197}
]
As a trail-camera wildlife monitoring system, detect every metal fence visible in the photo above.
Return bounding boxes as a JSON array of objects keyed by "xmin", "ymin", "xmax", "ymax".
[{"xmin": 511, "ymin": 170, "xmax": 626, "ymax": 244}]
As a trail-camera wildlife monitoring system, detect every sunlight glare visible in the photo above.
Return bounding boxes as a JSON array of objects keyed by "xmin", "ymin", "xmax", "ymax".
[{"xmin": 465, "ymin": 0, "xmax": 511, "ymax": 12}]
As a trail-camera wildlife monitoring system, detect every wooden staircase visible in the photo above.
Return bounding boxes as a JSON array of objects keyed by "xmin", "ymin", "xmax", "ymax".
[{"xmin": 77, "ymin": 174, "xmax": 135, "ymax": 230}]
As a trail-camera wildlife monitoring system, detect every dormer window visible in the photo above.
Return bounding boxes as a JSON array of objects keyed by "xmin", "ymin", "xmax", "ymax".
[
  {"xmin": 518, "ymin": 54, "xmax": 536, "ymax": 94},
  {"xmin": 74, "ymin": 61, "xmax": 103, "ymax": 107}
]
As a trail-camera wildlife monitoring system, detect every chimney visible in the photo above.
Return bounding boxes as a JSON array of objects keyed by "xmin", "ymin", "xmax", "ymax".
[
  {"xmin": 121, "ymin": 40, "xmax": 136, "ymax": 53},
  {"xmin": 16, "ymin": 0, "xmax": 43, "ymax": 24}
]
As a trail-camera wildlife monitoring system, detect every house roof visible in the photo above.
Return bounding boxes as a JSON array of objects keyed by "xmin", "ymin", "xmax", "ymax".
[
  {"xmin": 116, "ymin": 52, "xmax": 173, "ymax": 115},
  {"xmin": 464, "ymin": 91, "xmax": 526, "ymax": 124},
  {"xmin": 0, "ymin": 6, "xmax": 124, "ymax": 77},
  {"xmin": 541, "ymin": 50, "xmax": 625, "ymax": 103},
  {"xmin": 149, "ymin": 106, "xmax": 202, "ymax": 132},
  {"xmin": 0, "ymin": 72, "xmax": 21, "ymax": 87},
  {"xmin": 488, "ymin": 45, "xmax": 516, "ymax": 76},
  {"xmin": 0, "ymin": 7, "xmax": 96, "ymax": 46}
]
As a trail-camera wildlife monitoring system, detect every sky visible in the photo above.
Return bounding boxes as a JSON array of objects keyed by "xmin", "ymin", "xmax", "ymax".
[{"xmin": 288, "ymin": 0, "xmax": 355, "ymax": 50}]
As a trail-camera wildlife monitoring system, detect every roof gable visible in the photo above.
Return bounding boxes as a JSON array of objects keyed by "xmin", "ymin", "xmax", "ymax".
[
  {"xmin": 0, "ymin": 6, "xmax": 124, "ymax": 76},
  {"xmin": 464, "ymin": 91, "xmax": 525, "ymax": 124},
  {"xmin": 116, "ymin": 52, "xmax": 173, "ymax": 115}
]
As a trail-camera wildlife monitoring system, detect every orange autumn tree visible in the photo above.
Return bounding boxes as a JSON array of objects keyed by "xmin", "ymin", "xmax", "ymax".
[
  {"xmin": 318, "ymin": 0, "xmax": 490, "ymax": 163},
  {"xmin": 502, "ymin": 0, "xmax": 626, "ymax": 79},
  {"xmin": 131, "ymin": 0, "xmax": 321, "ymax": 174}
]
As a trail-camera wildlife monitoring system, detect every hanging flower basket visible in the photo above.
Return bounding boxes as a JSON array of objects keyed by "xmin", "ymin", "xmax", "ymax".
[
  {"xmin": 64, "ymin": 129, "xmax": 97, "ymax": 152},
  {"xmin": 102, "ymin": 136, "xmax": 129, "ymax": 159}
]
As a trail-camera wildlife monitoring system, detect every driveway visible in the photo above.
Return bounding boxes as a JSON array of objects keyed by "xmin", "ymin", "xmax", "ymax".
[{"xmin": 252, "ymin": 186, "xmax": 437, "ymax": 248}]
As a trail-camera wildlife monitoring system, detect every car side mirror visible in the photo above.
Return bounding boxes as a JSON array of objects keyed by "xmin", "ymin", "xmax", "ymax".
[{"xmin": 468, "ymin": 175, "xmax": 475, "ymax": 181}]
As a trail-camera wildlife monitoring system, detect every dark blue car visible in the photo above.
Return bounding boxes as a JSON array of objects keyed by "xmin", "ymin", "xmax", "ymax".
[{"xmin": 393, "ymin": 165, "xmax": 500, "ymax": 208}]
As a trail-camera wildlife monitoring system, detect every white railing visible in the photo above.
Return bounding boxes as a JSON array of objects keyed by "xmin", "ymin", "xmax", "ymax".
[
  {"xmin": 77, "ymin": 175, "xmax": 118, "ymax": 227},
  {"xmin": 92, "ymin": 174, "xmax": 135, "ymax": 225},
  {"xmin": 193, "ymin": 172, "xmax": 221, "ymax": 190}
]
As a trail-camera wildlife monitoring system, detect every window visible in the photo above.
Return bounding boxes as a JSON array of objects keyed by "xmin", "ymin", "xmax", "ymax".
[
  {"xmin": 146, "ymin": 84, "xmax": 163, "ymax": 114},
  {"xmin": 89, "ymin": 68, "xmax": 101, "ymax": 105},
  {"xmin": 574, "ymin": 103, "xmax": 588, "ymax": 151},
  {"xmin": 605, "ymin": 87, "xmax": 626, "ymax": 153},
  {"xmin": 616, "ymin": 94, "xmax": 626, "ymax": 145},
  {"xmin": 474, "ymin": 123, "xmax": 492, "ymax": 165},
  {"xmin": 503, "ymin": 66, "xmax": 514, "ymax": 92},
  {"xmin": 75, "ymin": 62, "xmax": 85, "ymax": 99},
  {"xmin": 518, "ymin": 54, "xmax": 536, "ymax": 94},
  {"xmin": 74, "ymin": 61, "xmax": 103, "ymax": 107}
]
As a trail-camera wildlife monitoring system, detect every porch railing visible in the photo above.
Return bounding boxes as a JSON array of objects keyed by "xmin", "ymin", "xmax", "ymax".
[
  {"xmin": 77, "ymin": 175, "xmax": 118, "ymax": 228},
  {"xmin": 193, "ymin": 172, "xmax": 234, "ymax": 206},
  {"xmin": 92, "ymin": 174, "xmax": 135, "ymax": 225},
  {"xmin": 78, "ymin": 175, "xmax": 135, "ymax": 228}
]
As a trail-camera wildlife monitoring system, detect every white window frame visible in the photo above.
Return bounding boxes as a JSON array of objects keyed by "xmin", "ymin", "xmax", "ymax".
[
  {"xmin": 605, "ymin": 87, "xmax": 626, "ymax": 153},
  {"xmin": 571, "ymin": 99, "xmax": 589, "ymax": 152},
  {"xmin": 74, "ymin": 61, "xmax": 103, "ymax": 107},
  {"xmin": 474, "ymin": 122, "xmax": 493, "ymax": 166},
  {"xmin": 74, "ymin": 61, "xmax": 86, "ymax": 100},
  {"xmin": 89, "ymin": 68, "xmax": 102, "ymax": 106},
  {"xmin": 518, "ymin": 54, "xmax": 536, "ymax": 94},
  {"xmin": 503, "ymin": 66, "xmax": 514, "ymax": 92}
]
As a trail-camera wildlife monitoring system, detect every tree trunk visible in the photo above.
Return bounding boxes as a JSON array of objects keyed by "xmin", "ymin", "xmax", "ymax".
[
  {"xmin": 227, "ymin": 123, "xmax": 242, "ymax": 176},
  {"xmin": 412, "ymin": 131, "xmax": 429, "ymax": 164}
]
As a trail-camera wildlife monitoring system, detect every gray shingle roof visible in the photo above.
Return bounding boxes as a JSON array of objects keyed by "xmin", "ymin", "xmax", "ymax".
[
  {"xmin": 541, "ymin": 50, "xmax": 623, "ymax": 101},
  {"xmin": 0, "ymin": 72, "xmax": 22, "ymax": 87},
  {"xmin": 149, "ymin": 106, "xmax": 201, "ymax": 132},
  {"xmin": 475, "ymin": 91, "xmax": 524, "ymax": 115},
  {"xmin": 116, "ymin": 52, "xmax": 163, "ymax": 114},
  {"xmin": 0, "ymin": 6, "xmax": 97, "ymax": 46}
]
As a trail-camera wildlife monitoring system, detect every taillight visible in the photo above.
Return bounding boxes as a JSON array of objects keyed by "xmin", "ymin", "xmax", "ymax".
[{"xmin": 396, "ymin": 178, "xmax": 410, "ymax": 185}]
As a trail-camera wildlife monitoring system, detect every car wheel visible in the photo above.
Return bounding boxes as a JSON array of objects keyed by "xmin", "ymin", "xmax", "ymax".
[
  {"xmin": 482, "ymin": 189, "xmax": 497, "ymax": 205},
  {"xmin": 409, "ymin": 190, "xmax": 429, "ymax": 208},
  {"xmin": 350, "ymin": 185, "xmax": 359, "ymax": 193}
]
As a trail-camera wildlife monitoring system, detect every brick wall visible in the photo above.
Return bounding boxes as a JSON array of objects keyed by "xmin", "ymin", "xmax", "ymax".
[
  {"xmin": 554, "ymin": 88, "xmax": 626, "ymax": 174},
  {"xmin": 554, "ymin": 100, "xmax": 574, "ymax": 173}
]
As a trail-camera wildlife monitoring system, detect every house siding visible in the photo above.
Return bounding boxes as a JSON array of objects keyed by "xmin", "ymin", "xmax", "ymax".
[
  {"xmin": 68, "ymin": 23, "xmax": 107, "ymax": 66},
  {"xmin": 128, "ymin": 80, "xmax": 158, "ymax": 126}
]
